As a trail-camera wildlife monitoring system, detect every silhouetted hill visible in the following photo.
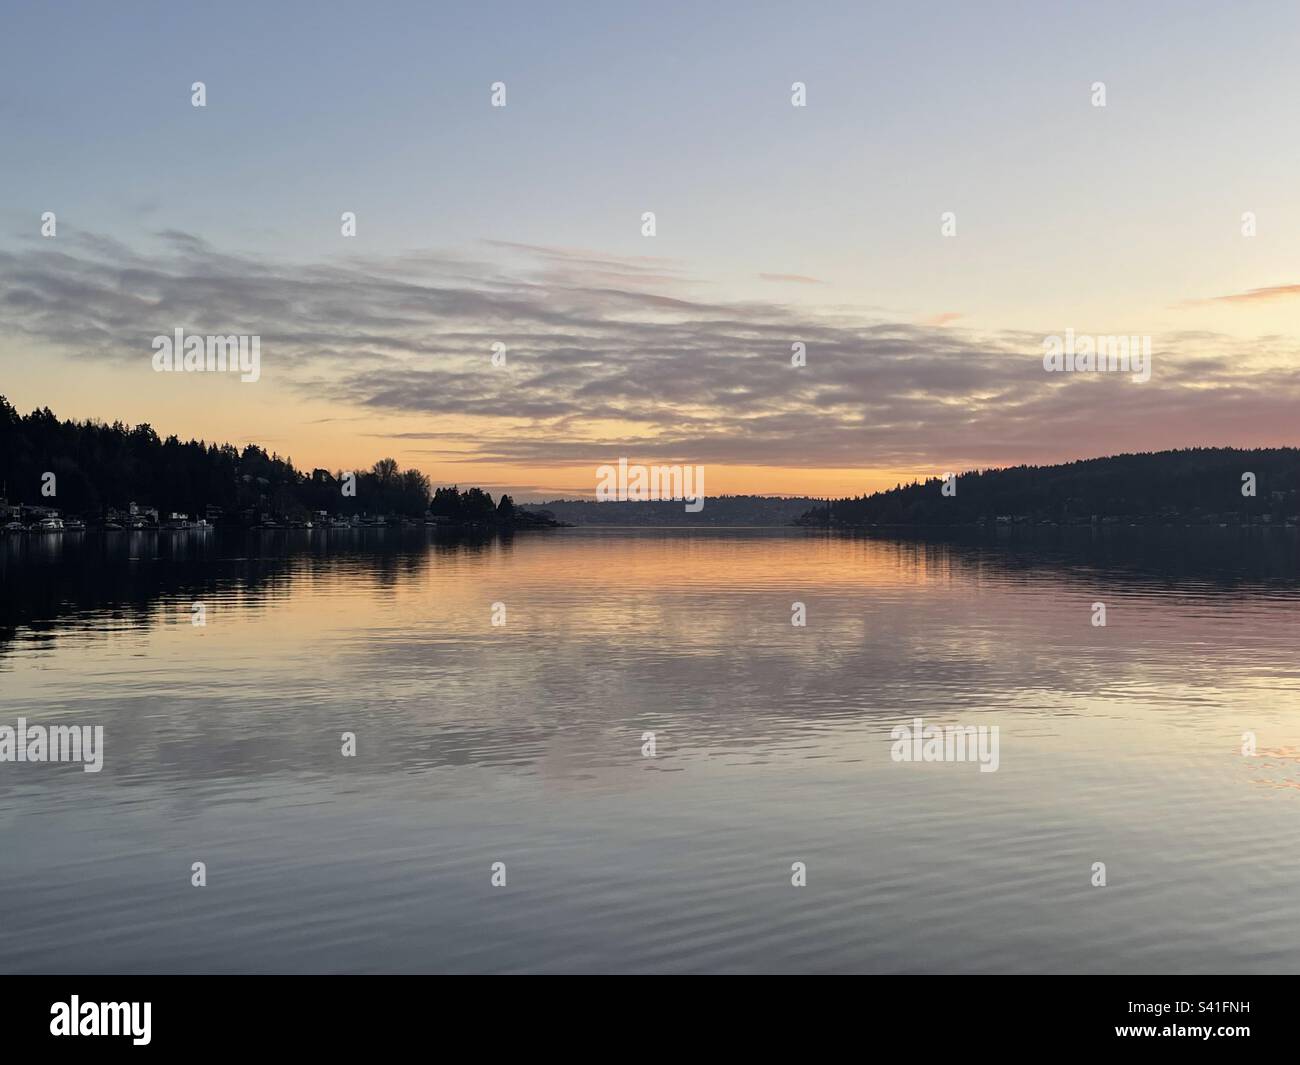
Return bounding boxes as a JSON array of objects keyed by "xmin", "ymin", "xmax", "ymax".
[
  {"xmin": 521, "ymin": 495, "xmax": 818, "ymax": 526},
  {"xmin": 797, "ymin": 449, "xmax": 1300, "ymax": 527},
  {"xmin": 0, "ymin": 395, "xmax": 553, "ymax": 527}
]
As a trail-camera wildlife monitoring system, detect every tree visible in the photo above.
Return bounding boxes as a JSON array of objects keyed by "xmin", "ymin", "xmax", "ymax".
[{"xmin": 372, "ymin": 458, "xmax": 399, "ymax": 486}]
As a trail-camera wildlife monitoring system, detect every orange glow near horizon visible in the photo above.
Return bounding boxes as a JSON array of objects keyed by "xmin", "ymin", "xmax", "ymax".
[
  {"xmin": 6, "ymin": 286, "xmax": 1300, "ymax": 503},
  {"xmin": 0, "ymin": 366, "xmax": 927, "ymax": 500}
]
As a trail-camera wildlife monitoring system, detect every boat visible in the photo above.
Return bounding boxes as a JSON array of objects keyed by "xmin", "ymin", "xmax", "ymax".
[{"xmin": 36, "ymin": 517, "xmax": 64, "ymax": 532}]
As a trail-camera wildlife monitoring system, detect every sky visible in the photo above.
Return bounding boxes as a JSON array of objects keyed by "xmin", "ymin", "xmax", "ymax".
[{"xmin": 1, "ymin": 0, "xmax": 1299, "ymax": 499}]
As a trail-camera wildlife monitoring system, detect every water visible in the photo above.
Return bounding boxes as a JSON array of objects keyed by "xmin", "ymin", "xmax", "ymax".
[{"xmin": 2, "ymin": 526, "xmax": 1299, "ymax": 973}]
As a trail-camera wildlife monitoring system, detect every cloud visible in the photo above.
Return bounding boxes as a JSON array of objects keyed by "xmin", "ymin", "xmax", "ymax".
[
  {"xmin": 1192, "ymin": 283, "xmax": 1300, "ymax": 305},
  {"xmin": 2, "ymin": 230, "xmax": 1299, "ymax": 474},
  {"xmin": 758, "ymin": 273, "xmax": 824, "ymax": 285}
]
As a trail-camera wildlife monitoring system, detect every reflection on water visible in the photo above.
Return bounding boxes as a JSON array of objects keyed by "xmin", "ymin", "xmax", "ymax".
[{"xmin": 1, "ymin": 527, "xmax": 1299, "ymax": 973}]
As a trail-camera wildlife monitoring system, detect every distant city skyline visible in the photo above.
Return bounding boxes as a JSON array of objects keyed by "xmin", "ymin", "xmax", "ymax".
[{"xmin": 3, "ymin": 0, "xmax": 1299, "ymax": 499}]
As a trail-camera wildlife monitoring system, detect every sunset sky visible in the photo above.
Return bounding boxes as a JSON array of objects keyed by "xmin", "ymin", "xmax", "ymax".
[{"xmin": 2, "ymin": 0, "xmax": 1299, "ymax": 499}]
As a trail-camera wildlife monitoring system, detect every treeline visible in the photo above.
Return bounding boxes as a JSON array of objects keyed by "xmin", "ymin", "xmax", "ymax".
[
  {"xmin": 798, "ymin": 449, "xmax": 1300, "ymax": 526},
  {"xmin": 431, "ymin": 485, "xmax": 516, "ymax": 522},
  {"xmin": 521, "ymin": 495, "xmax": 818, "ymax": 526},
  {"xmin": 0, "ymin": 395, "xmax": 519, "ymax": 522}
]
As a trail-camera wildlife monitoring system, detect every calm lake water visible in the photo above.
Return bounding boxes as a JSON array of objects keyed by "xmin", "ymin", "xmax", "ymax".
[{"xmin": 2, "ymin": 526, "xmax": 1299, "ymax": 974}]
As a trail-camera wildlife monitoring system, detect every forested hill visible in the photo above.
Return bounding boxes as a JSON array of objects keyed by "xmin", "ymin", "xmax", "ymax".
[
  {"xmin": 0, "ymin": 394, "xmax": 520, "ymax": 522},
  {"xmin": 796, "ymin": 449, "xmax": 1300, "ymax": 527},
  {"xmin": 521, "ymin": 496, "xmax": 818, "ymax": 526}
]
